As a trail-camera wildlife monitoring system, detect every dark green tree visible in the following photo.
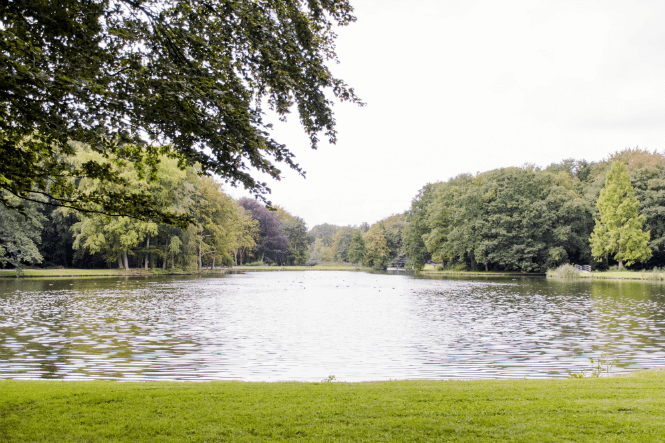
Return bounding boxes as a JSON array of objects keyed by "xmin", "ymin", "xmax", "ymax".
[
  {"xmin": 1, "ymin": 0, "xmax": 361, "ymax": 224},
  {"xmin": 347, "ymin": 230, "xmax": 366, "ymax": 265},
  {"xmin": 632, "ymin": 166, "xmax": 665, "ymax": 267}
]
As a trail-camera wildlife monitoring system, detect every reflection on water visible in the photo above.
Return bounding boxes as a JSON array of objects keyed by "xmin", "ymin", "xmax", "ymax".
[{"xmin": 1, "ymin": 272, "xmax": 665, "ymax": 381}]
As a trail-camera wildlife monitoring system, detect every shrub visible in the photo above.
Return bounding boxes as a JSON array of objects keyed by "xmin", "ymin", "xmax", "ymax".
[
  {"xmin": 435, "ymin": 265, "xmax": 443, "ymax": 271},
  {"xmin": 245, "ymin": 261, "xmax": 267, "ymax": 267},
  {"xmin": 547, "ymin": 264, "xmax": 580, "ymax": 278}
]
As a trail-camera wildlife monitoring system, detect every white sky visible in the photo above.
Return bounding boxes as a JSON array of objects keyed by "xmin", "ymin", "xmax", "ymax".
[{"xmin": 228, "ymin": 0, "xmax": 665, "ymax": 229}]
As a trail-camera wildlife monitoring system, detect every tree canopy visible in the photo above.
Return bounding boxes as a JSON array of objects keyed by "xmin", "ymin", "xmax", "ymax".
[
  {"xmin": 1, "ymin": 0, "xmax": 361, "ymax": 224},
  {"xmin": 590, "ymin": 161, "xmax": 651, "ymax": 268}
]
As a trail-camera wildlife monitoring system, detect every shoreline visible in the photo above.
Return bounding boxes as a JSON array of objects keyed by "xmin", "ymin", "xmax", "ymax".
[{"xmin": 0, "ymin": 265, "xmax": 372, "ymax": 279}]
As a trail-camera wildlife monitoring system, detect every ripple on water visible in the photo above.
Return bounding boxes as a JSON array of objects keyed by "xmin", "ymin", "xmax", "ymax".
[{"xmin": 2, "ymin": 272, "xmax": 665, "ymax": 381}]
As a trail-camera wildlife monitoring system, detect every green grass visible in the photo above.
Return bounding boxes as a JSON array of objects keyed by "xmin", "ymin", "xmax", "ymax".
[
  {"xmin": 2, "ymin": 371, "xmax": 665, "ymax": 442},
  {"xmin": 0, "ymin": 268, "xmax": 228, "ymax": 278},
  {"xmin": 421, "ymin": 265, "xmax": 540, "ymax": 276},
  {"xmin": 576, "ymin": 271, "xmax": 665, "ymax": 281}
]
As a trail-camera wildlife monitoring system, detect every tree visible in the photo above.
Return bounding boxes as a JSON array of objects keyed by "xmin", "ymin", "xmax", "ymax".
[
  {"xmin": 632, "ymin": 165, "xmax": 665, "ymax": 267},
  {"xmin": 1, "ymin": 0, "xmax": 361, "ymax": 222},
  {"xmin": 239, "ymin": 198, "xmax": 289, "ymax": 264},
  {"xmin": 281, "ymin": 216, "xmax": 309, "ymax": 265},
  {"xmin": 363, "ymin": 225, "xmax": 390, "ymax": 270},
  {"xmin": 0, "ymin": 193, "xmax": 45, "ymax": 276},
  {"xmin": 347, "ymin": 230, "xmax": 366, "ymax": 265},
  {"xmin": 191, "ymin": 177, "xmax": 237, "ymax": 271},
  {"xmin": 331, "ymin": 227, "xmax": 354, "ymax": 262},
  {"xmin": 230, "ymin": 207, "xmax": 260, "ymax": 266},
  {"xmin": 590, "ymin": 161, "xmax": 651, "ymax": 269}
]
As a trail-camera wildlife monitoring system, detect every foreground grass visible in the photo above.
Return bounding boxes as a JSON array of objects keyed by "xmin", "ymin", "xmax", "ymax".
[{"xmin": 2, "ymin": 372, "xmax": 665, "ymax": 442}]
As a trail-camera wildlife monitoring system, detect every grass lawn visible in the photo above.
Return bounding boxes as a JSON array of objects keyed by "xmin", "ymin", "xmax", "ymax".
[
  {"xmin": 577, "ymin": 271, "xmax": 665, "ymax": 281},
  {"xmin": 0, "ymin": 269, "xmax": 152, "ymax": 278},
  {"xmin": 420, "ymin": 265, "xmax": 540, "ymax": 277},
  {"xmin": 0, "ymin": 266, "xmax": 370, "ymax": 278},
  {"xmin": 2, "ymin": 371, "xmax": 665, "ymax": 442}
]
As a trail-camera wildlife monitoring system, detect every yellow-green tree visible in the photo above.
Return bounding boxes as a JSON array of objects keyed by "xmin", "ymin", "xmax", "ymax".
[
  {"xmin": 364, "ymin": 225, "xmax": 390, "ymax": 270},
  {"xmin": 590, "ymin": 161, "xmax": 651, "ymax": 269}
]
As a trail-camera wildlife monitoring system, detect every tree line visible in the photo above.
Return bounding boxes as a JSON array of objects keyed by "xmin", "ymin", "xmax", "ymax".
[
  {"xmin": 403, "ymin": 148, "xmax": 663, "ymax": 272},
  {"xmin": 2, "ymin": 146, "xmax": 663, "ymax": 274},
  {"xmin": 0, "ymin": 145, "xmax": 311, "ymax": 273}
]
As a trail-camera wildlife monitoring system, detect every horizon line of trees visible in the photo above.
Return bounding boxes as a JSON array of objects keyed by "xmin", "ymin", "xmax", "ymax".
[
  {"xmin": 0, "ymin": 145, "xmax": 310, "ymax": 274},
  {"xmin": 3, "ymin": 147, "xmax": 664, "ymax": 274},
  {"xmin": 402, "ymin": 148, "xmax": 663, "ymax": 272}
]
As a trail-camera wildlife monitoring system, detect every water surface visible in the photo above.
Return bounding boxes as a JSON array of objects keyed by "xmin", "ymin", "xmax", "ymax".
[{"xmin": 1, "ymin": 271, "xmax": 665, "ymax": 381}]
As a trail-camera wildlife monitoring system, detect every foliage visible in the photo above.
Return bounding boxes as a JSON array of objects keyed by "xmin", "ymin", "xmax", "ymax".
[
  {"xmin": 0, "ymin": 193, "xmax": 45, "ymax": 275},
  {"xmin": 346, "ymin": 230, "xmax": 366, "ymax": 265},
  {"xmin": 631, "ymin": 165, "xmax": 665, "ymax": 268},
  {"xmin": 590, "ymin": 162, "xmax": 651, "ymax": 268},
  {"xmin": 363, "ymin": 225, "xmax": 390, "ymax": 270},
  {"xmin": 403, "ymin": 183, "xmax": 441, "ymax": 271},
  {"xmin": 307, "ymin": 223, "xmax": 341, "ymax": 246},
  {"xmin": 276, "ymin": 209, "xmax": 309, "ymax": 265},
  {"xmin": 546, "ymin": 264, "xmax": 580, "ymax": 279},
  {"xmin": 331, "ymin": 226, "xmax": 355, "ymax": 262},
  {"xmin": 412, "ymin": 167, "xmax": 594, "ymax": 273},
  {"xmin": 239, "ymin": 198, "xmax": 290, "ymax": 264},
  {"xmin": 1, "ymin": 0, "xmax": 361, "ymax": 221}
]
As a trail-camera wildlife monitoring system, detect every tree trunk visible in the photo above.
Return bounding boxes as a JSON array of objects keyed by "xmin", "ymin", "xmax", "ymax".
[
  {"xmin": 123, "ymin": 251, "xmax": 129, "ymax": 270},
  {"xmin": 618, "ymin": 244, "xmax": 624, "ymax": 269},
  {"xmin": 144, "ymin": 233, "xmax": 150, "ymax": 269},
  {"xmin": 441, "ymin": 261, "xmax": 445, "ymax": 270},
  {"xmin": 118, "ymin": 254, "xmax": 123, "ymax": 269},
  {"xmin": 198, "ymin": 226, "xmax": 203, "ymax": 272},
  {"xmin": 485, "ymin": 263, "xmax": 488, "ymax": 272},
  {"xmin": 212, "ymin": 255, "xmax": 216, "ymax": 270},
  {"xmin": 234, "ymin": 250, "xmax": 237, "ymax": 266}
]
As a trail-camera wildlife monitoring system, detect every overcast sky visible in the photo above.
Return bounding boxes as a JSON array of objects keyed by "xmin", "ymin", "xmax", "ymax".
[{"xmin": 228, "ymin": 0, "xmax": 665, "ymax": 229}]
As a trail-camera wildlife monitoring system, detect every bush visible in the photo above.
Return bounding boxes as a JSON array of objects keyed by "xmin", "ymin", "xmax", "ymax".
[
  {"xmin": 547, "ymin": 264, "xmax": 580, "ymax": 278},
  {"xmin": 245, "ymin": 261, "xmax": 266, "ymax": 267},
  {"xmin": 435, "ymin": 265, "xmax": 443, "ymax": 271}
]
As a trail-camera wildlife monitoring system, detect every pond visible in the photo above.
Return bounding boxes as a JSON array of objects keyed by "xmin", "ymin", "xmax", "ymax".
[{"xmin": 1, "ymin": 271, "xmax": 665, "ymax": 381}]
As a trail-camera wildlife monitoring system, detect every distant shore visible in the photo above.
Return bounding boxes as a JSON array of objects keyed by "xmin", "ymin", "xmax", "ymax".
[{"xmin": 0, "ymin": 265, "xmax": 372, "ymax": 278}]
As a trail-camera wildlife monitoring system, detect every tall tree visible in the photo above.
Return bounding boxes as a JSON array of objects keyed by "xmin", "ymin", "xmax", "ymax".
[
  {"xmin": 590, "ymin": 162, "xmax": 651, "ymax": 269},
  {"xmin": 0, "ymin": 193, "xmax": 45, "ymax": 275},
  {"xmin": 1, "ymin": 0, "xmax": 361, "ymax": 221},
  {"xmin": 632, "ymin": 165, "xmax": 665, "ymax": 268},
  {"xmin": 363, "ymin": 225, "xmax": 390, "ymax": 270},
  {"xmin": 239, "ymin": 198, "xmax": 289, "ymax": 264},
  {"xmin": 347, "ymin": 230, "xmax": 366, "ymax": 265}
]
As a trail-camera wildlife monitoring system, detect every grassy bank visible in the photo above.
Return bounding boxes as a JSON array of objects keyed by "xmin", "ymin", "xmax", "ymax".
[
  {"xmin": 577, "ymin": 271, "xmax": 665, "ymax": 281},
  {"xmin": 0, "ymin": 265, "xmax": 371, "ymax": 278},
  {"xmin": 2, "ymin": 371, "xmax": 665, "ymax": 442},
  {"xmin": 420, "ymin": 265, "xmax": 542, "ymax": 277}
]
